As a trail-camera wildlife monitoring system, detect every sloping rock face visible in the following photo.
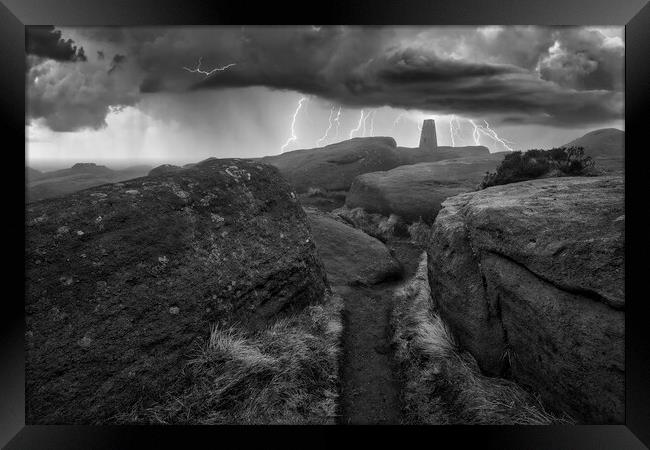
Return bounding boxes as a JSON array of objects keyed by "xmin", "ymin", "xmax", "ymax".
[
  {"xmin": 260, "ymin": 137, "xmax": 402, "ymax": 192},
  {"xmin": 397, "ymin": 145, "xmax": 491, "ymax": 166},
  {"xmin": 306, "ymin": 208, "xmax": 402, "ymax": 286},
  {"xmin": 260, "ymin": 137, "xmax": 492, "ymax": 194},
  {"xmin": 346, "ymin": 154, "xmax": 505, "ymax": 223},
  {"xmin": 426, "ymin": 176, "xmax": 624, "ymax": 423},
  {"xmin": 25, "ymin": 158, "xmax": 328, "ymax": 424}
]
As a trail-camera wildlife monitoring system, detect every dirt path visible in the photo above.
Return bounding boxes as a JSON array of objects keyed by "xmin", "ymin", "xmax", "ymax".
[{"xmin": 338, "ymin": 239, "xmax": 422, "ymax": 424}]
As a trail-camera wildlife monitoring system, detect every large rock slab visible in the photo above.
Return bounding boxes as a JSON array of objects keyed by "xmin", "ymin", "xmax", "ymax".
[
  {"xmin": 261, "ymin": 137, "xmax": 401, "ymax": 193},
  {"xmin": 261, "ymin": 137, "xmax": 491, "ymax": 193},
  {"xmin": 346, "ymin": 154, "xmax": 505, "ymax": 222},
  {"xmin": 397, "ymin": 145, "xmax": 491, "ymax": 166},
  {"xmin": 25, "ymin": 158, "xmax": 328, "ymax": 424},
  {"xmin": 306, "ymin": 209, "xmax": 402, "ymax": 286},
  {"xmin": 426, "ymin": 176, "xmax": 624, "ymax": 423}
]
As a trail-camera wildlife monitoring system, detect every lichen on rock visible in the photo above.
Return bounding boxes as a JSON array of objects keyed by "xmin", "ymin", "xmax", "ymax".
[{"xmin": 25, "ymin": 158, "xmax": 328, "ymax": 424}]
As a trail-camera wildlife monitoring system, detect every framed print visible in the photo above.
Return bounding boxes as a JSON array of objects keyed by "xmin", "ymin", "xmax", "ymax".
[{"xmin": 2, "ymin": 0, "xmax": 649, "ymax": 447}]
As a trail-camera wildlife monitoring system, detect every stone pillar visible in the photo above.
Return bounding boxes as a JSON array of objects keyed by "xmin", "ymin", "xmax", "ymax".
[{"xmin": 419, "ymin": 119, "xmax": 438, "ymax": 151}]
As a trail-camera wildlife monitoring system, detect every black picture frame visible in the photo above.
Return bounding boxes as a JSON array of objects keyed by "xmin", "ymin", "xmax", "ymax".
[{"xmin": 3, "ymin": 0, "xmax": 649, "ymax": 447}]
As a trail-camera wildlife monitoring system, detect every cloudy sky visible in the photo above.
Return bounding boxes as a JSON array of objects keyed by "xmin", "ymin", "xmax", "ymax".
[{"xmin": 26, "ymin": 25, "xmax": 624, "ymax": 170}]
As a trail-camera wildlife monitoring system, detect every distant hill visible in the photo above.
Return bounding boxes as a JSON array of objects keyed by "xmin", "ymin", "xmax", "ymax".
[
  {"xmin": 27, "ymin": 162, "xmax": 152, "ymax": 202},
  {"xmin": 562, "ymin": 128, "xmax": 623, "ymax": 173},
  {"xmin": 563, "ymin": 128, "xmax": 624, "ymax": 159},
  {"xmin": 26, "ymin": 167, "xmax": 43, "ymax": 181},
  {"xmin": 148, "ymin": 164, "xmax": 183, "ymax": 177}
]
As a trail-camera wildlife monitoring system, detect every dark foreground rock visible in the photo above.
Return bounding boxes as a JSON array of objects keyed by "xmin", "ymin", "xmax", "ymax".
[
  {"xmin": 306, "ymin": 208, "xmax": 402, "ymax": 286},
  {"xmin": 25, "ymin": 158, "xmax": 328, "ymax": 424},
  {"xmin": 427, "ymin": 176, "xmax": 624, "ymax": 423},
  {"xmin": 346, "ymin": 154, "xmax": 505, "ymax": 222}
]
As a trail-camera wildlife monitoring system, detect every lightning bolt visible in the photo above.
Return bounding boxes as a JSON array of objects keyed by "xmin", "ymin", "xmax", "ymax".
[
  {"xmin": 280, "ymin": 96, "xmax": 307, "ymax": 152},
  {"xmin": 183, "ymin": 57, "xmax": 236, "ymax": 77},
  {"xmin": 480, "ymin": 120, "xmax": 515, "ymax": 151},
  {"xmin": 369, "ymin": 110, "xmax": 376, "ymax": 136},
  {"xmin": 333, "ymin": 107, "xmax": 342, "ymax": 140},
  {"xmin": 469, "ymin": 120, "xmax": 481, "ymax": 145},
  {"xmin": 362, "ymin": 110, "xmax": 374, "ymax": 137},
  {"xmin": 349, "ymin": 110, "xmax": 365, "ymax": 139},
  {"xmin": 448, "ymin": 115, "xmax": 460, "ymax": 146},
  {"xmin": 317, "ymin": 107, "xmax": 335, "ymax": 146},
  {"xmin": 393, "ymin": 112, "xmax": 405, "ymax": 129},
  {"xmin": 467, "ymin": 118, "xmax": 515, "ymax": 151}
]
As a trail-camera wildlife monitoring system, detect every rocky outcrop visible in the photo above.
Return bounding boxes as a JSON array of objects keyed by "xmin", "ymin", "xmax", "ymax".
[
  {"xmin": 307, "ymin": 208, "xmax": 402, "ymax": 286},
  {"xmin": 397, "ymin": 145, "xmax": 491, "ymax": 166},
  {"xmin": 148, "ymin": 164, "xmax": 182, "ymax": 177},
  {"xmin": 426, "ymin": 176, "xmax": 624, "ymax": 423},
  {"xmin": 260, "ymin": 136, "xmax": 492, "ymax": 194},
  {"xmin": 261, "ymin": 137, "xmax": 402, "ymax": 192},
  {"xmin": 346, "ymin": 154, "xmax": 505, "ymax": 222},
  {"xmin": 25, "ymin": 158, "xmax": 328, "ymax": 424}
]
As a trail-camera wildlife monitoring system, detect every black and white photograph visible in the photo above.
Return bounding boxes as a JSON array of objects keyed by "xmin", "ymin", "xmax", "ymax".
[{"xmin": 22, "ymin": 22, "xmax": 628, "ymax": 427}]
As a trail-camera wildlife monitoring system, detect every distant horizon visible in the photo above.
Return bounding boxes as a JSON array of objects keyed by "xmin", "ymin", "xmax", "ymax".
[{"xmin": 27, "ymin": 125, "xmax": 624, "ymax": 173}]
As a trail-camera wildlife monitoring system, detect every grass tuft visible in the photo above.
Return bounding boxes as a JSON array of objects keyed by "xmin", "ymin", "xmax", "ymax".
[
  {"xmin": 407, "ymin": 218, "xmax": 431, "ymax": 247},
  {"xmin": 480, "ymin": 146, "xmax": 597, "ymax": 189},
  {"xmin": 114, "ymin": 294, "xmax": 343, "ymax": 424},
  {"xmin": 333, "ymin": 207, "xmax": 408, "ymax": 242},
  {"xmin": 390, "ymin": 253, "xmax": 572, "ymax": 425}
]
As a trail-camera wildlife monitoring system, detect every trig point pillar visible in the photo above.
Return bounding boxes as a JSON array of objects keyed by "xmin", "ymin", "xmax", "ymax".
[{"xmin": 419, "ymin": 119, "xmax": 438, "ymax": 151}]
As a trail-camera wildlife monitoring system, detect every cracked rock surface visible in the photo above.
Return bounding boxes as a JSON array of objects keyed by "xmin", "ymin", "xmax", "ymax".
[{"xmin": 426, "ymin": 176, "xmax": 624, "ymax": 423}]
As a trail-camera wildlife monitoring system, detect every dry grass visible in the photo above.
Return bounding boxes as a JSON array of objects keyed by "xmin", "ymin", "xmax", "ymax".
[
  {"xmin": 407, "ymin": 219, "xmax": 431, "ymax": 247},
  {"xmin": 390, "ymin": 253, "xmax": 572, "ymax": 425},
  {"xmin": 333, "ymin": 207, "xmax": 408, "ymax": 242},
  {"xmin": 115, "ymin": 294, "xmax": 343, "ymax": 424}
]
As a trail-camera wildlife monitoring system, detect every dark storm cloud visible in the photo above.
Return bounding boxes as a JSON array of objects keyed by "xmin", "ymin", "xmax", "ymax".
[
  {"xmin": 108, "ymin": 54, "xmax": 126, "ymax": 74},
  {"xmin": 26, "ymin": 26, "xmax": 87, "ymax": 62},
  {"xmin": 26, "ymin": 26, "xmax": 624, "ymax": 131},
  {"xmin": 189, "ymin": 37, "xmax": 622, "ymax": 127},
  {"xmin": 537, "ymin": 28, "xmax": 624, "ymax": 91}
]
